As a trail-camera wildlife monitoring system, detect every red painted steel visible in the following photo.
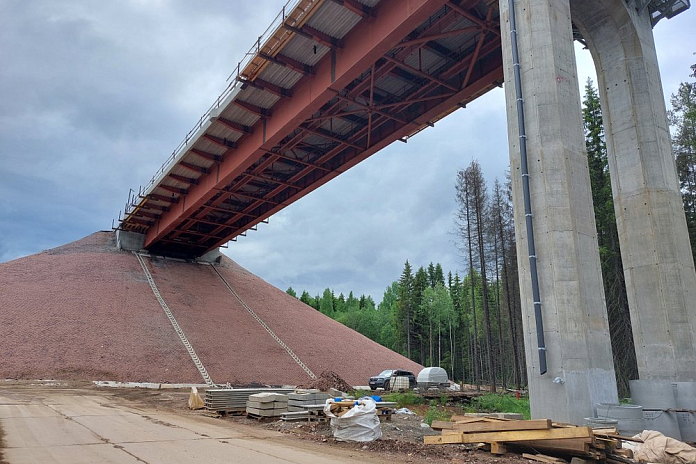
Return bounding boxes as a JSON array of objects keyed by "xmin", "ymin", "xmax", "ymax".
[
  {"xmin": 144, "ymin": 0, "xmax": 450, "ymax": 249},
  {"xmin": 125, "ymin": 0, "xmax": 505, "ymax": 256}
]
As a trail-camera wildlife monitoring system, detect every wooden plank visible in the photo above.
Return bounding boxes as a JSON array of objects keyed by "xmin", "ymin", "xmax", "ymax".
[
  {"xmin": 449, "ymin": 415, "xmax": 496, "ymax": 423},
  {"xmin": 521, "ymin": 453, "xmax": 567, "ymax": 463},
  {"xmin": 424, "ymin": 433, "xmax": 464, "ymax": 445},
  {"xmin": 431, "ymin": 420, "xmax": 458, "ymax": 430},
  {"xmin": 515, "ymin": 439, "xmax": 592, "ymax": 453},
  {"xmin": 591, "ymin": 427, "xmax": 619, "ymax": 435},
  {"xmin": 594, "ymin": 432, "xmax": 643, "ymax": 443},
  {"xmin": 490, "ymin": 442, "xmax": 507, "ymax": 455},
  {"xmin": 455, "ymin": 427, "xmax": 593, "ymax": 444},
  {"xmin": 452, "ymin": 419, "xmax": 552, "ymax": 433}
]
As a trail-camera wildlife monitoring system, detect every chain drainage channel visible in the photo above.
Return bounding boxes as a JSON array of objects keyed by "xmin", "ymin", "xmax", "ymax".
[
  {"xmin": 210, "ymin": 264, "xmax": 317, "ymax": 380},
  {"xmin": 135, "ymin": 253, "xmax": 215, "ymax": 386}
]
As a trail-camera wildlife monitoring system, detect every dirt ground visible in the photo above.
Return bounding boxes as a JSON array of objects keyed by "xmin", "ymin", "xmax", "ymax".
[
  {"xmin": 0, "ymin": 381, "xmax": 526, "ymax": 464},
  {"xmin": 106, "ymin": 383, "xmax": 524, "ymax": 464}
]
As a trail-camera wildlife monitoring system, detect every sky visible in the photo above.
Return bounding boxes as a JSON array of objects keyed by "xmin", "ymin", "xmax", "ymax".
[{"xmin": 1, "ymin": 1, "xmax": 695, "ymax": 302}]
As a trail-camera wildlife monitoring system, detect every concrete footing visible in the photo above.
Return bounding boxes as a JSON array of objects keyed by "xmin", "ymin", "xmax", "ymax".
[
  {"xmin": 197, "ymin": 249, "xmax": 223, "ymax": 264},
  {"xmin": 629, "ymin": 379, "xmax": 696, "ymax": 440},
  {"xmin": 115, "ymin": 230, "xmax": 145, "ymax": 252}
]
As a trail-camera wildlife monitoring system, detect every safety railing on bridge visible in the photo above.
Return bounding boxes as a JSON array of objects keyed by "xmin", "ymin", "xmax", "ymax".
[{"xmin": 118, "ymin": 0, "xmax": 320, "ymax": 228}]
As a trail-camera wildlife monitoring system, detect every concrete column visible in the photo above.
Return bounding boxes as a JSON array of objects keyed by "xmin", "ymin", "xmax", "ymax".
[
  {"xmin": 500, "ymin": 0, "xmax": 618, "ymax": 424},
  {"xmin": 571, "ymin": 0, "xmax": 696, "ymax": 381}
]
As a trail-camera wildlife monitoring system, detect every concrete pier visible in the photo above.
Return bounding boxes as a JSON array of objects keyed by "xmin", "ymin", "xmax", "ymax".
[
  {"xmin": 570, "ymin": 0, "xmax": 696, "ymax": 382},
  {"xmin": 500, "ymin": 0, "xmax": 619, "ymax": 424}
]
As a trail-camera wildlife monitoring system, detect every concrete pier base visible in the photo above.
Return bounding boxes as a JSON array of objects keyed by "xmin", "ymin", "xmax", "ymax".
[{"xmin": 500, "ymin": 0, "xmax": 618, "ymax": 424}]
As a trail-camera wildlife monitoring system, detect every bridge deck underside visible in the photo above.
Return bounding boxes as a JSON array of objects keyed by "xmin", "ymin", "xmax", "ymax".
[{"xmin": 120, "ymin": 0, "xmax": 503, "ymax": 258}]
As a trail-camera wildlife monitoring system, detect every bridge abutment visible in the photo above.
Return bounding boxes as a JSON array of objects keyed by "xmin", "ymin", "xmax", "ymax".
[{"xmin": 500, "ymin": 0, "xmax": 619, "ymax": 424}]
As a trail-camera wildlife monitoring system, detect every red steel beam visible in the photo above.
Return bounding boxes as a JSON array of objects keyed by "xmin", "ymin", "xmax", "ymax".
[
  {"xmin": 212, "ymin": 117, "xmax": 254, "ymax": 134},
  {"xmin": 177, "ymin": 5, "xmax": 479, "ymax": 241},
  {"xmin": 190, "ymin": 148, "xmax": 223, "ymax": 162},
  {"xmin": 329, "ymin": 0, "xmax": 375, "ymax": 18},
  {"xmin": 200, "ymin": 36, "xmax": 503, "ymax": 243},
  {"xmin": 201, "ymin": 64, "xmax": 503, "ymax": 251},
  {"xmin": 145, "ymin": 0, "xmax": 450, "ymax": 249},
  {"xmin": 258, "ymin": 52, "xmax": 315, "ymax": 76}
]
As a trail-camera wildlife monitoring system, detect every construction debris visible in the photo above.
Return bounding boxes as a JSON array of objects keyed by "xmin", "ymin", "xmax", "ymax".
[
  {"xmin": 187, "ymin": 386, "xmax": 204, "ymax": 410},
  {"xmin": 324, "ymin": 397, "xmax": 382, "ymax": 442},
  {"xmin": 287, "ymin": 391, "xmax": 331, "ymax": 412},
  {"xmin": 623, "ymin": 430, "xmax": 696, "ymax": 464},
  {"xmin": 204, "ymin": 387, "xmax": 294, "ymax": 413},
  {"xmin": 246, "ymin": 392, "xmax": 288, "ymax": 418},
  {"xmin": 298, "ymin": 370, "xmax": 352, "ymax": 393},
  {"xmin": 426, "ymin": 415, "xmax": 639, "ymax": 462}
]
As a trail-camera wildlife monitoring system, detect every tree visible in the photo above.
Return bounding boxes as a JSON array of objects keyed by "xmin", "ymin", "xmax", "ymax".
[
  {"xmin": 469, "ymin": 161, "xmax": 497, "ymax": 393},
  {"xmin": 456, "ymin": 167, "xmax": 481, "ymax": 388},
  {"xmin": 397, "ymin": 261, "xmax": 414, "ymax": 358},
  {"xmin": 412, "ymin": 266, "xmax": 430, "ymax": 364},
  {"xmin": 286, "ymin": 287, "xmax": 297, "ymax": 298},
  {"xmin": 491, "ymin": 178, "xmax": 522, "ymax": 388},
  {"xmin": 669, "ymin": 63, "xmax": 696, "ymax": 262},
  {"xmin": 319, "ymin": 288, "xmax": 334, "ymax": 316}
]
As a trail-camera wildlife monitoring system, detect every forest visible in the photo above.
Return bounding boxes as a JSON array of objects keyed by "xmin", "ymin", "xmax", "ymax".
[{"xmin": 287, "ymin": 63, "xmax": 696, "ymax": 396}]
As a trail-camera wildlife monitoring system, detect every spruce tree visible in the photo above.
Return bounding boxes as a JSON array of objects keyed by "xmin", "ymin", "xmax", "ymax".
[{"xmin": 397, "ymin": 261, "xmax": 414, "ymax": 358}]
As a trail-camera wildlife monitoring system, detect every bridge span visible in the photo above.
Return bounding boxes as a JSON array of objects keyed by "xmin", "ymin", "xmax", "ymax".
[{"xmin": 118, "ymin": 0, "xmax": 504, "ymax": 257}]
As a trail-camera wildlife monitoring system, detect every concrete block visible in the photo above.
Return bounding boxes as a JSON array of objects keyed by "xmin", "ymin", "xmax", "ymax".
[{"xmin": 115, "ymin": 230, "xmax": 145, "ymax": 252}]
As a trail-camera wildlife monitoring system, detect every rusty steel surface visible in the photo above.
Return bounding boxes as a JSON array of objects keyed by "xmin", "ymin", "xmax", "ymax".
[{"xmin": 118, "ymin": 0, "xmax": 503, "ymax": 258}]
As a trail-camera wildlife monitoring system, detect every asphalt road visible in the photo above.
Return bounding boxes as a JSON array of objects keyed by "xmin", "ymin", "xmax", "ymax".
[{"xmin": 0, "ymin": 384, "xmax": 369, "ymax": 464}]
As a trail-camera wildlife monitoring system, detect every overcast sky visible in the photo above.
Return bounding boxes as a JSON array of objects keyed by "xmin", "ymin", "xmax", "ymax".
[{"xmin": 1, "ymin": 1, "xmax": 694, "ymax": 302}]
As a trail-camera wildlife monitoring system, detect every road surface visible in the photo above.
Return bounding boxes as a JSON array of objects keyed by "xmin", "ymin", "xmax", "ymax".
[{"xmin": 0, "ymin": 383, "xmax": 374, "ymax": 464}]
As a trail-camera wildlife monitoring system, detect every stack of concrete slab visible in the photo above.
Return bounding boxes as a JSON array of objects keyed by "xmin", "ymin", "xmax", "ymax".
[
  {"xmin": 205, "ymin": 388, "xmax": 294, "ymax": 413},
  {"xmin": 246, "ymin": 392, "xmax": 289, "ymax": 417},
  {"xmin": 287, "ymin": 391, "xmax": 331, "ymax": 412}
]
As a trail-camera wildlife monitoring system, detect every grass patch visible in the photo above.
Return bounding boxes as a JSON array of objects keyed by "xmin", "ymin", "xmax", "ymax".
[
  {"xmin": 351, "ymin": 389, "xmax": 373, "ymax": 399},
  {"xmin": 382, "ymin": 391, "xmax": 424, "ymax": 407},
  {"xmin": 423, "ymin": 406, "xmax": 450, "ymax": 426},
  {"xmin": 464, "ymin": 393, "xmax": 531, "ymax": 420}
]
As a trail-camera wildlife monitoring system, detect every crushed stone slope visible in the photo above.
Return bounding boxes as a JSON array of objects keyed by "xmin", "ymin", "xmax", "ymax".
[{"xmin": 1, "ymin": 232, "xmax": 422, "ymax": 385}]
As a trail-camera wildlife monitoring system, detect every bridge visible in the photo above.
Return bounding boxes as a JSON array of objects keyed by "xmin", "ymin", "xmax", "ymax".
[
  {"xmin": 116, "ymin": 0, "xmax": 696, "ymax": 430},
  {"xmin": 117, "ymin": 0, "xmax": 506, "ymax": 258}
]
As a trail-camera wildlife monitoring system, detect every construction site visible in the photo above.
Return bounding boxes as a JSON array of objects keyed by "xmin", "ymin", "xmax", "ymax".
[{"xmin": 2, "ymin": 0, "xmax": 696, "ymax": 462}]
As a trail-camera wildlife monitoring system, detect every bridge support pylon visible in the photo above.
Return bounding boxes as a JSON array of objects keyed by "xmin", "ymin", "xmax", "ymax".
[
  {"xmin": 500, "ymin": 0, "xmax": 619, "ymax": 424},
  {"xmin": 571, "ymin": 0, "xmax": 696, "ymax": 383}
]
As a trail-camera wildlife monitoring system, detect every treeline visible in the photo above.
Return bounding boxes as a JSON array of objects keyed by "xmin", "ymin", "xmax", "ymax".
[{"xmin": 287, "ymin": 164, "xmax": 526, "ymax": 390}]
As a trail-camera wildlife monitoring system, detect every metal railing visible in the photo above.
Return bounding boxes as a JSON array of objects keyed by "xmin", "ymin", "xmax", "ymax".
[{"xmin": 120, "ymin": 0, "xmax": 317, "ymax": 226}]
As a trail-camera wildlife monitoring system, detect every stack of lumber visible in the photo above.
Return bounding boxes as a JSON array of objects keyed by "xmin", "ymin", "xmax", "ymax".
[
  {"xmin": 204, "ymin": 387, "xmax": 294, "ymax": 413},
  {"xmin": 245, "ymin": 392, "xmax": 288, "ymax": 418},
  {"xmin": 426, "ymin": 416, "xmax": 639, "ymax": 463}
]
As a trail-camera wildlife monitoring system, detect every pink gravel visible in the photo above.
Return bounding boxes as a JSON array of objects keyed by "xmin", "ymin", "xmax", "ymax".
[{"xmin": 0, "ymin": 232, "xmax": 422, "ymax": 386}]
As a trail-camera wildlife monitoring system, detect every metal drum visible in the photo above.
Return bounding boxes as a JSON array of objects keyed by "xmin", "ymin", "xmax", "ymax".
[{"xmin": 596, "ymin": 403, "xmax": 644, "ymax": 437}]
